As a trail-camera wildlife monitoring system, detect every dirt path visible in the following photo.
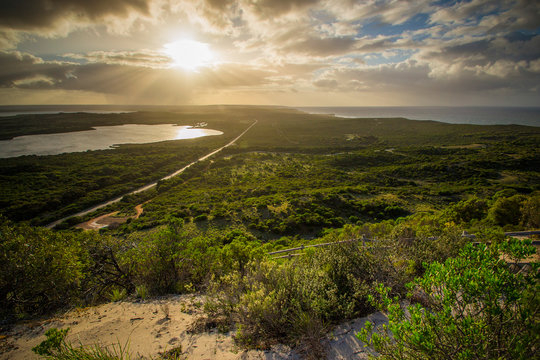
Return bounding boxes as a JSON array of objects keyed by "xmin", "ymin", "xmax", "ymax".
[
  {"xmin": 134, "ymin": 204, "xmax": 144, "ymax": 218},
  {"xmin": 0, "ymin": 294, "xmax": 381, "ymax": 359},
  {"xmin": 75, "ymin": 212, "xmax": 123, "ymax": 230}
]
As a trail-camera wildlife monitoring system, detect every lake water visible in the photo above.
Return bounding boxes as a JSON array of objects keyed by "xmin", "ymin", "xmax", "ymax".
[
  {"xmin": 297, "ymin": 107, "xmax": 540, "ymax": 127},
  {"xmin": 0, "ymin": 124, "xmax": 223, "ymax": 158}
]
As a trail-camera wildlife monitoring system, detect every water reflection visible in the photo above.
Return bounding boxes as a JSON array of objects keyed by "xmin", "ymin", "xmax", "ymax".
[{"xmin": 0, "ymin": 124, "xmax": 223, "ymax": 158}]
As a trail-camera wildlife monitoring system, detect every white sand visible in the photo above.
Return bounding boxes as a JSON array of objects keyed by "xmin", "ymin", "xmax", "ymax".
[{"xmin": 0, "ymin": 294, "xmax": 384, "ymax": 359}]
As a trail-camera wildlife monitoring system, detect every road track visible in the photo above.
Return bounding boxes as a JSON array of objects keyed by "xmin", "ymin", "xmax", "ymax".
[{"xmin": 45, "ymin": 120, "xmax": 257, "ymax": 229}]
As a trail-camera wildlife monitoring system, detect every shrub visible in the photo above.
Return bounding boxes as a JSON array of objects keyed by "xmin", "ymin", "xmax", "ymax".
[
  {"xmin": 135, "ymin": 285, "xmax": 148, "ymax": 300},
  {"xmin": 0, "ymin": 219, "xmax": 85, "ymax": 319},
  {"xmin": 445, "ymin": 197, "xmax": 488, "ymax": 224},
  {"xmin": 206, "ymin": 241, "xmax": 409, "ymax": 354},
  {"xmin": 120, "ymin": 223, "xmax": 189, "ymax": 295},
  {"xmin": 488, "ymin": 194, "xmax": 525, "ymax": 226},
  {"xmin": 520, "ymin": 194, "xmax": 540, "ymax": 228},
  {"xmin": 32, "ymin": 327, "xmax": 130, "ymax": 359},
  {"xmin": 357, "ymin": 239, "xmax": 539, "ymax": 359},
  {"xmin": 389, "ymin": 222, "xmax": 467, "ymax": 276},
  {"xmin": 109, "ymin": 288, "xmax": 127, "ymax": 302}
]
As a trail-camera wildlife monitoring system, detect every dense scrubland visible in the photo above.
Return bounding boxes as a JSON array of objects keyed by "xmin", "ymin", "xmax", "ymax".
[{"xmin": 0, "ymin": 107, "xmax": 538, "ymax": 359}]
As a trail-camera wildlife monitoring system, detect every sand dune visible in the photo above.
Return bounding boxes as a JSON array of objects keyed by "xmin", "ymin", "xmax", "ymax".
[{"xmin": 0, "ymin": 294, "xmax": 384, "ymax": 359}]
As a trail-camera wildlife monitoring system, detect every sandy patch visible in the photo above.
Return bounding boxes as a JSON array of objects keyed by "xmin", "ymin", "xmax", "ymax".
[
  {"xmin": 0, "ymin": 294, "xmax": 382, "ymax": 360},
  {"xmin": 76, "ymin": 202, "xmax": 146, "ymax": 230},
  {"xmin": 0, "ymin": 295, "xmax": 298, "ymax": 360}
]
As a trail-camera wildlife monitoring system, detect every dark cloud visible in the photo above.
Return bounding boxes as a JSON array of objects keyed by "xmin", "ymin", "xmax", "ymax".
[
  {"xmin": 421, "ymin": 34, "xmax": 540, "ymax": 66},
  {"xmin": 282, "ymin": 36, "xmax": 357, "ymax": 56},
  {"xmin": 0, "ymin": 51, "xmax": 76, "ymax": 87},
  {"xmin": 0, "ymin": 0, "xmax": 151, "ymax": 31}
]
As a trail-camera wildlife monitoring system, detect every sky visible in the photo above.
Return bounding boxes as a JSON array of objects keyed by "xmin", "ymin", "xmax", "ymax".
[{"xmin": 0, "ymin": 0, "xmax": 539, "ymax": 106}]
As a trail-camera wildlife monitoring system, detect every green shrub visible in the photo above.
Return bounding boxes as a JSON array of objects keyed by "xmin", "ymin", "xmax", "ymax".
[
  {"xmin": 445, "ymin": 197, "xmax": 488, "ymax": 224},
  {"xmin": 0, "ymin": 219, "xmax": 85, "ymax": 319},
  {"xmin": 32, "ymin": 327, "xmax": 130, "ymax": 359},
  {"xmin": 120, "ymin": 223, "xmax": 189, "ymax": 295},
  {"xmin": 206, "ymin": 241, "xmax": 408, "ymax": 353},
  {"xmin": 135, "ymin": 285, "xmax": 148, "ymax": 300},
  {"xmin": 109, "ymin": 288, "xmax": 127, "ymax": 302},
  {"xmin": 488, "ymin": 194, "xmax": 525, "ymax": 226},
  {"xmin": 358, "ymin": 239, "xmax": 539, "ymax": 359},
  {"xmin": 520, "ymin": 194, "xmax": 540, "ymax": 228}
]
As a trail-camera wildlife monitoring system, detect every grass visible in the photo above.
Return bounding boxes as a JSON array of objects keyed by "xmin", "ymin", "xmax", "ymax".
[{"xmin": 32, "ymin": 328, "xmax": 131, "ymax": 360}]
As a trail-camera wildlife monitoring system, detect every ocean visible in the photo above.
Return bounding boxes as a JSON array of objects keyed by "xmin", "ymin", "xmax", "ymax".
[
  {"xmin": 296, "ymin": 107, "xmax": 540, "ymax": 127},
  {"xmin": 0, "ymin": 105, "xmax": 539, "ymax": 127}
]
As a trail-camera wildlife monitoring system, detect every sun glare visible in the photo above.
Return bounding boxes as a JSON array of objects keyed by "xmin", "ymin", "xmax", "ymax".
[{"xmin": 163, "ymin": 39, "xmax": 214, "ymax": 71}]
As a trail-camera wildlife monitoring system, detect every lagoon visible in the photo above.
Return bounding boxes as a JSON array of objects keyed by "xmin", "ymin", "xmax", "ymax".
[{"xmin": 0, "ymin": 124, "xmax": 223, "ymax": 158}]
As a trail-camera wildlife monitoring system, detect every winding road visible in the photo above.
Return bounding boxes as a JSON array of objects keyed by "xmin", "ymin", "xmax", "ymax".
[{"xmin": 46, "ymin": 120, "xmax": 257, "ymax": 229}]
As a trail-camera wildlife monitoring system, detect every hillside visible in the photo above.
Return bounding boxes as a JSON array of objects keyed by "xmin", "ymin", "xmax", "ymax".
[{"xmin": 0, "ymin": 107, "xmax": 538, "ymax": 359}]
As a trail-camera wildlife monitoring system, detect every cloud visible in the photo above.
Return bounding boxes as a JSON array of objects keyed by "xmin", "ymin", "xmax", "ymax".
[
  {"xmin": 282, "ymin": 36, "xmax": 358, "ymax": 57},
  {"xmin": 313, "ymin": 54, "xmax": 540, "ymax": 96},
  {"xmin": 0, "ymin": 0, "xmax": 160, "ymax": 49},
  {"xmin": 0, "ymin": 0, "xmax": 153, "ymax": 32},
  {"xmin": 64, "ymin": 50, "xmax": 172, "ymax": 68},
  {"xmin": 0, "ymin": 51, "xmax": 76, "ymax": 87},
  {"xmin": 417, "ymin": 33, "xmax": 540, "ymax": 78},
  {"xmin": 0, "ymin": 50, "xmax": 277, "ymax": 104},
  {"xmin": 0, "ymin": 0, "xmax": 539, "ymax": 105}
]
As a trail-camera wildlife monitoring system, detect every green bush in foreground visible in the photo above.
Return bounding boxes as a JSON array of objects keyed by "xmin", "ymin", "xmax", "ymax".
[{"xmin": 357, "ymin": 239, "xmax": 539, "ymax": 359}]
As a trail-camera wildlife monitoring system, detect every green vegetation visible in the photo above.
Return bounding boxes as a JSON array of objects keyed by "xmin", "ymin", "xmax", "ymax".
[
  {"xmin": 1, "ymin": 107, "xmax": 539, "ymax": 358},
  {"xmin": 1, "ymin": 107, "xmax": 538, "ymax": 227},
  {"xmin": 32, "ymin": 328, "xmax": 131, "ymax": 360},
  {"xmin": 357, "ymin": 239, "xmax": 539, "ymax": 359},
  {"xmin": 0, "ymin": 109, "xmax": 250, "ymax": 225}
]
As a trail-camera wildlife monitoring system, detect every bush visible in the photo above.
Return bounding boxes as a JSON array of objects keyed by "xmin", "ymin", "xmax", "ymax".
[
  {"xmin": 120, "ymin": 222, "xmax": 190, "ymax": 295},
  {"xmin": 32, "ymin": 327, "xmax": 130, "ymax": 359},
  {"xmin": 520, "ymin": 194, "xmax": 540, "ymax": 228},
  {"xmin": 488, "ymin": 194, "xmax": 525, "ymax": 226},
  {"xmin": 135, "ymin": 285, "xmax": 148, "ymax": 300},
  {"xmin": 0, "ymin": 219, "xmax": 85, "ymax": 319},
  {"xmin": 205, "ymin": 241, "xmax": 409, "ymax": 355},
  {"xmin": 358, "ymin": 239, "xmax": 539, "ymax": 359},
  {"xmin": 109, "ymin": 288, "xmax": 127, "ymax": 302},
  {"xmin": 445, "ymin": 197, "xmax": 488, "ymax": 224}
]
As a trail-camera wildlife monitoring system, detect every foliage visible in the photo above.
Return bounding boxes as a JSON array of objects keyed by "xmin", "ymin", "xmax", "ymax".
[
  {"xmin": 205, "ymin": 240, "xmax": 413, "ymax": 353},
  {"xmin": 488, "ymin": 194, "xmax": 526, "ymax": 226},
  {"xmin": 2, "ymin": 108, "xmax": 539, "ymax": 231},
  {"xmin": 32, "ymin": 327, "xmax": 130, "ymax": 360},
  {"xmin": 0, "ymin": 218, "xmax": 85, "ymax": 319},
  {"xmin": 357, "ymin": 239, "xmax": 539, "ymax": 360},
  {"xmin": 135, "ymin": 285, "xmax": 149, "ymax": 300},
  {"xmin": 1, "ymin": 108, "xmax": 539, "ymax": 357},
  {"xmin": 109, "ymin": 288, "xmax": 127, "ymax": 302},
  {"xmin": 520, "ymin": 194, "xmax": 540, "ymax": 228}
]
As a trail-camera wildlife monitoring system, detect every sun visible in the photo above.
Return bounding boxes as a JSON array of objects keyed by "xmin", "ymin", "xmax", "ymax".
[{"xmin": 163, "ymin": 39, "xmax": 214, "ymax": 71}]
